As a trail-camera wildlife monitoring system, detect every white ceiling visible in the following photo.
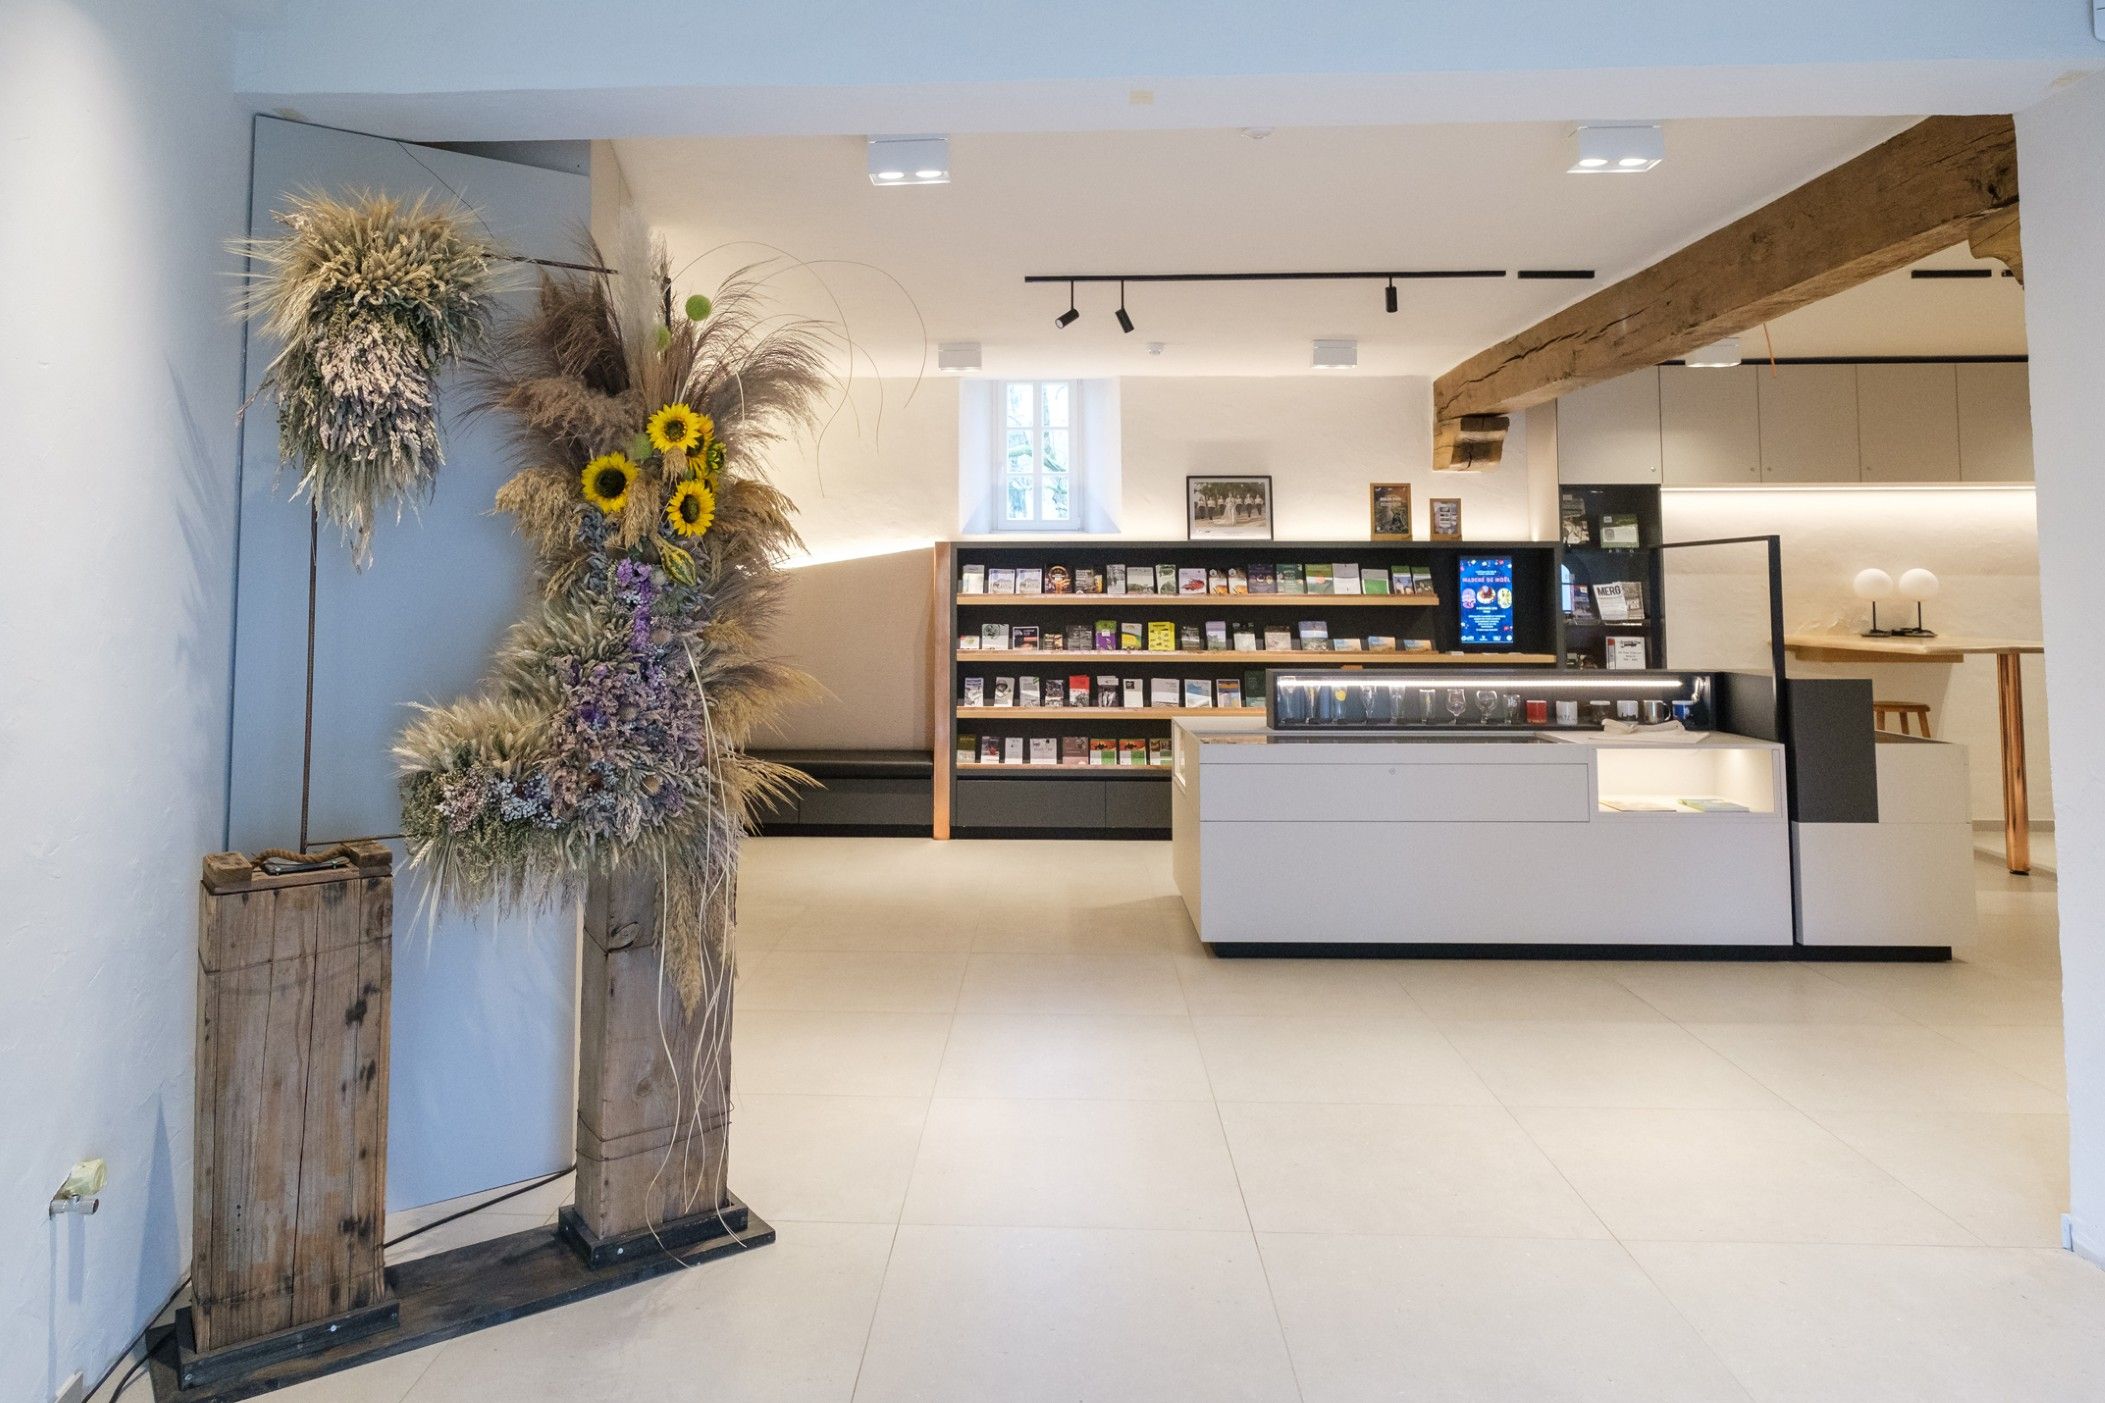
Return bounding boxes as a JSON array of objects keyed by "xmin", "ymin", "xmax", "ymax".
[{"xmin": 619, "ymin": 116, "xmax": 2025, "ymax": 380}]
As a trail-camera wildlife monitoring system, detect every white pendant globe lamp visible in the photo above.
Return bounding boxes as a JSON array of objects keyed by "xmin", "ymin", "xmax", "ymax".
[
  {"xmin": 1853, "ymin": 568, "xmax": 1896, "ymax": 637},
  {"xmin": 1894, "ymin": 568, "xmax": 1941, "ymax": 637}
]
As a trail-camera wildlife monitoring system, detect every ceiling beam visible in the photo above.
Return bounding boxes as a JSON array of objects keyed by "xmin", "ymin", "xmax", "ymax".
[
  {"xmin": 1431, "ymin": 115, "xmax": 2018, "ymax": 450},
  {"xmin": 1967, "ymin": 205, "xmax": 2023, "ymax": 283}
]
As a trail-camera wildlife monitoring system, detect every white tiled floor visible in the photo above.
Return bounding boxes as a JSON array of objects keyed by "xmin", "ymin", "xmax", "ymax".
[{"xmin": 207, "ymin": 837, "xmax": 2098, "ymax": 1403}]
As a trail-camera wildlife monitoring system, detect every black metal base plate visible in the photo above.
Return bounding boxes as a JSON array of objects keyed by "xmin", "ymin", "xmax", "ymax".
[
  {"xmin": 1207, "ymin": 941, "xmax": 1952, "ymax": 962},
  {"xmin": 554, "ymin": 1198, "xmax": 749, "ymax": 1269},
  {"xmin": 172, "ymin": 1299, "xmax": 399, "ymax": 1392},
  {"xmin": 148, "ymin": 1195, "xmax": 774, "ymax": 1403}
]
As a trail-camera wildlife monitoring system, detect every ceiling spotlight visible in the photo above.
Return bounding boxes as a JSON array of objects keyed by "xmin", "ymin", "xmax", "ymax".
[
  {"xmin": 1115, "ymin": 280, "xmax": 1135, "ymax": 334},
  {"xmin": 937, "ymin": 342, "xmax": 982, "ymax": 373},
  {"xmin": 867, "ymin": 135, "xmax": 950, "ymax": 186},
  {"xmin": 1384, "ymin": 277, "xmax": 1399, "ymax": 314},
  {"xmin": 1568, "ymin": 124, "xmax": 1664, "ymax": 175},
  {"xmin": 1312, "ymin": 338, "xmax": 1358, "ymax": 371},
  {"xmin": 1684, "ymin": 336, "xmax": 1743, "ymax": 368},
  {"xmin": 1055, "ymin": 280, "xmax": 1079, "ymax": 329}
]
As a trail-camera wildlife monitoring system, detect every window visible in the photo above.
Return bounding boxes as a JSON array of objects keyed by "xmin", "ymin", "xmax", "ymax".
[{"xmin": 997, "ymin": 380, "xmax": 1078, "ymax": 529}]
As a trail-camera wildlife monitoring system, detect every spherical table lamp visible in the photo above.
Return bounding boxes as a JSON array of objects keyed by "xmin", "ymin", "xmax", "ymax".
[
  {"xmin": 1894, "ymin": 568, "xmax": 1940, "ymax": 637},
  {"xmin": 1853, "ymin": 568, "xmax": 1896, "ymax": 637}
]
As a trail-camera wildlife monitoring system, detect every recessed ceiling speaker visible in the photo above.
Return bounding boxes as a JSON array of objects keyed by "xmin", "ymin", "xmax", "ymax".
[{"xmin": 1311, "ymin": 339, "xmax": 1358, "ymax": 371}]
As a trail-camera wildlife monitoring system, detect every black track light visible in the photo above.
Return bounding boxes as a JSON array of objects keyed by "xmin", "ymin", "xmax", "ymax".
[
  {"xmin": 1115, "ymin": 280, "xmax": 1135, "ymax": 334},
  {"xmin": 1055, "ymin": 279, "xmax": 1079, "ymax": 328},
  {"xmin": 1384, "ymin": 277, "xmax": 1398, "ymax": 314}
]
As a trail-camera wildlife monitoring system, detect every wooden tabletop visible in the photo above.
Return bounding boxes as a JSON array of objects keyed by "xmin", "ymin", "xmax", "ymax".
[{"xmin": 1785, "ymin": 632, "xmax": 2043, "ymax": 663}]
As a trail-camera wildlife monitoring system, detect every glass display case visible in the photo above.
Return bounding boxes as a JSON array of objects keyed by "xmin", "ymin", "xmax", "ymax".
[{"xmin": 1263, "ymin": 669, "xmax": 1715, "ymax": 732}]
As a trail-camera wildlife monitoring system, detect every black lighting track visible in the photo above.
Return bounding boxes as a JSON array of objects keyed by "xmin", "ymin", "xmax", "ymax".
[
  {"xmin": 1022, "ymin": 269, "xmax": 1591, "ymax": 285},
  {"xmin": 1910, "ymin": 268, "xmax": 2014, "ymax": 279}
]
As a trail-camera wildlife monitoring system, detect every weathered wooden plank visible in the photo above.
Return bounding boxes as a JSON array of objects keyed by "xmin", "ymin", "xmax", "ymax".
[
  {"xmin": 1435, "ymin": 115, "xmax": 2018, "ymax": 422},
  {"xmin": 573, "ymin": 870, "xmax": 734, "ymax": 1242},
  {"xmin": 193, "ymin": 856, "xmax": 392, "ymax": 1355}
]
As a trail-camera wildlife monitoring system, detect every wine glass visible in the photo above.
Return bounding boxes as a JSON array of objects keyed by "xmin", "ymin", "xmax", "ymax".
[
  {"xmin": 1475, "ymin": 689, "xmax": 1500, "ymax": 726},
  {"xmin": 1445, "ymin": 688, "xmax": 1467, "ymax": 726}
]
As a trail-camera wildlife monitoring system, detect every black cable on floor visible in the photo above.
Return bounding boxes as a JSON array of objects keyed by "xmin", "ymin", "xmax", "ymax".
[
  {"xmin": 95, "ymin": 1166, "xmax": 576, "ymax": 1399},
  {"xmin": 382, "ymin": 1164, "xmax": 575, "ymax": 1249}
]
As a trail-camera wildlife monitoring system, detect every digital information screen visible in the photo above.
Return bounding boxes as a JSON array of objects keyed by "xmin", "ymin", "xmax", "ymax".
[{"xmin": 1457, "ymin": 556, "xmax": 1516, "ymax": 647}]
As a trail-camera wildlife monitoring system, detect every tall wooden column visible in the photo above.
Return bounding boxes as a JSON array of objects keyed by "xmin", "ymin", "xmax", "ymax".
[
  {"xmin": 188, "ymin": 843, "xmax": 396, "ymax": 1370},
  {"xmin": 561, "ymin": 868, "xmax": 745, "ymax": 1265}
]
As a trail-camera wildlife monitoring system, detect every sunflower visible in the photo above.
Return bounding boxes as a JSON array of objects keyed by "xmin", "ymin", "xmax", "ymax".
[
  {"xmin": 665, "ymin": 479, "xmax": 716, "ymax": 538},
  {"xmin": 579, "ymin": 453, "xmax": 638, "ymax": 513},
  {"xmin": 647, "ymin": 402, "xmax": 713, "ymax": 456}
]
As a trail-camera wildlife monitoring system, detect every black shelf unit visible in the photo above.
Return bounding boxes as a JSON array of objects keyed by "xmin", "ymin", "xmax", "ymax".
[
  {"xmin": 1557, "ymin": 484, "xmax": 1668, "ymax": 670},
  {"xmin": 939, "ymin": 538, "xmax": 1564, "ymax": 838}
]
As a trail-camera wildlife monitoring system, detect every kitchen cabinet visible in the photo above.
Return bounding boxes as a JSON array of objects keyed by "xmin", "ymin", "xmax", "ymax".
[
  {"xmin": 1555, "ymin": 369, "xmax": 1661, "ymax": 483},
  {"xmin": 1660, "ymin": 365, "xmax": 1761, "ymax": 484},
  {"xmin": 1757, "ymin": 364, "xmax": 1861, "ymax": 483},
  {"xmin": 1857, "ymin": 363, "xmax": 1961, "ymax": 483},
  {"xmin": 1956, "ymin": 362, "xmax": 2034, "ymax": 482}
]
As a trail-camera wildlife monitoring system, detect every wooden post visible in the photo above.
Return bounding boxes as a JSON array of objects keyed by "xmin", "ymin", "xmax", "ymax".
[
  {"xmin": 190, "ymin": 843, "xmax": 395, "ymax": 1360},
  {"xmin": 561, "ymin": 868, "xmax": 743, "ymax": 1266}
]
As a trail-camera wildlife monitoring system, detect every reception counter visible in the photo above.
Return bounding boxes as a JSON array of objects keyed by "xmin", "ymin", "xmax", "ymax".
[{"xmin": 1170, "ymin": 716, "xmax": 1796, "ymax": 951}]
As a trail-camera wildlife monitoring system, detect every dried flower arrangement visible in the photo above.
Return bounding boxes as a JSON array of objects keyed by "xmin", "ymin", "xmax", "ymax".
[
  {"xmin": 396, "ymin": 228, "xmax": 826, "ymax": 1007},
  {"xmin": 241, "ymin": 192, "xmax": 499, "ymax": 565}
]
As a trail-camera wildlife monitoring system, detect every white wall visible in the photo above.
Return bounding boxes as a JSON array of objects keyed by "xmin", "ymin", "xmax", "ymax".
[
  {"xmin": 0, "ymin": 3, "xmax": 248, "ymax": 1398},
  {"xmin": 1662, "ymin": 486, "xmax": 2049, "ymax": 823},
  {"xmin": 224, "ymin": 1, "xmax": 2104, "ymax": 139},
  {"xmin": 758, "ymin": 374, "xmax": 1541, "ymax": 745},
  {"xmin": 2015, "ymin": 69, "xmax": 2105, "ymax": 1266}
]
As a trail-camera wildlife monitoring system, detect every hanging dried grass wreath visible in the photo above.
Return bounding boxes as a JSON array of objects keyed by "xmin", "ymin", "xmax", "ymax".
[{"xmin": 239, "ymin": 191, "xmax": 499, "ymax": 565}]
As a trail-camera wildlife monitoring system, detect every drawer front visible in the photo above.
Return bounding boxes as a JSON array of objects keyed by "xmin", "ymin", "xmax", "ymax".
[
  {"xmin": 956, "ymin": 777, "xmax": 1105, "ymax": 829},
  {"xmin": 1199, "ymin": 761, "xmax": 1590, "ymax": 823},
  {"xmin": 798, "ymin": 776, "xmax": 934, "ymax": 827}
]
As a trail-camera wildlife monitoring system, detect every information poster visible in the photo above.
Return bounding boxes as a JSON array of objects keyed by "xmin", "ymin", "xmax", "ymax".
[{"xmin": 1457, "ymin": 555, "xmax": 1515, "ymax": 647}]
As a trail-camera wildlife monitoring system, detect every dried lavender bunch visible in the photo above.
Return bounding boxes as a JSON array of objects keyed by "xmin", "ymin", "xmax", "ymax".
[{"xmin": 240, "ymin": 191, "xmax": 499, "ymax": 566}]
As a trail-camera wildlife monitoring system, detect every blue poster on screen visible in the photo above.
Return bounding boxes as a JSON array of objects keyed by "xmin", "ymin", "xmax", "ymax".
[{"xmin": 1457, "ymin": 556, "xmax": 1515, "ymax": 647}]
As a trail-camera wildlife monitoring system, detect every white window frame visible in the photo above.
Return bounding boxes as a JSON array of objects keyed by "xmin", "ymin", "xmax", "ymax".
[{"xmin": 993, "ymin": 379, "xmax": 1082, "ymax": 531}]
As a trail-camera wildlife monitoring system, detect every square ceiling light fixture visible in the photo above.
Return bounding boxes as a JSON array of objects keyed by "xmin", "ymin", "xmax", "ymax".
[
  {"xmin": 1569, "ymin": 124, "xmax": 1665, "ymax": 174},
  {"xmin": 937, "ymin": 341, "xmax": 982, "ymax": 373},
  {"xmin": 868, "ymin": 135, "xmax": 950, "ymax": 185},
  {"xmin": 1311, "ymin": 339, "xmax": 1358, "ymax": 371}
]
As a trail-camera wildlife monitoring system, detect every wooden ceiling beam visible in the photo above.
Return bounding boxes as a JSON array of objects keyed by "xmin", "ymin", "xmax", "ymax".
[{"xmin": 1432, "ymin": 115, "xmax": 2018, "ymax": 436}]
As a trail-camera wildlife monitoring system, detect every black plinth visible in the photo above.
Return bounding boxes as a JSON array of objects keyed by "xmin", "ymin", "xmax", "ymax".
[{"xmin": 149, "ymin": 1195, "xmax": 774, "ymax": 1403}]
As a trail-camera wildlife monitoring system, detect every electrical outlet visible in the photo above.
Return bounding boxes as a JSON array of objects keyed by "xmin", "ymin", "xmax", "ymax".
[{"xmin": 53, "ymin": 1371, "xmax": 85, "ymax": 1403}]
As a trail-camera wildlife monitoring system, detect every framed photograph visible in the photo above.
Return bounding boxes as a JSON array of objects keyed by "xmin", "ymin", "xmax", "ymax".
[
  {"xmin": 1430, "ymin": 496, "xmax": 1463, "ymax": 542},
  {"xmin": 1369, "ymin": 483, "xmax": 1412, "ymax": 541},
  {"xmin": 1187, "ymin": 475, "xmax": 1274, "ymax": 541}
]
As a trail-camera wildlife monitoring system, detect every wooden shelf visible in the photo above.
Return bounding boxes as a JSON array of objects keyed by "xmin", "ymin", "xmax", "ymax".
[
  {"xmin": 959, "ymin": 649, "xmax": 1557, "ymax": 666},
  {"xmin": 957, "ymin": 706, "xmax": 1263, "ymax": 720},
  {"xmin": 956, "ymin": 762, "xmax": 1171, "ymax": 778},
  {"xmin": 956, "ymin": 593, "xmax": 1440, "ymax": 608}
]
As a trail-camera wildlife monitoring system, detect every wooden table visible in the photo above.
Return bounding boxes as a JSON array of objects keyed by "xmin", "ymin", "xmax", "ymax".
[{"xmin": 1785, "ymin": 634, "xmax": 2045, "ymax": 874}]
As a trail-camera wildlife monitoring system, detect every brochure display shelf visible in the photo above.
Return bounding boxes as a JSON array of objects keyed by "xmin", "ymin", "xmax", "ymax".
[
  {"xmin": 1559, "ymin": 483, "xmax": 1668, "ymax": 670},
  {"xmin": 934, "ymin": 539, "xmax": 1563, "ymax": 838}
]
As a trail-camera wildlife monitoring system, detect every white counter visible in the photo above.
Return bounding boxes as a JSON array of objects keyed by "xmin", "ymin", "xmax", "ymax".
[{"xmin": 1170, "ymin": 717, "xmax": 1794, "ymax": 948}]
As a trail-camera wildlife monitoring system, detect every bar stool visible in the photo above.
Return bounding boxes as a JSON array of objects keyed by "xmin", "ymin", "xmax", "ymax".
[{"xmin": 1872, "ymin": 701, "xmax": 1933, "ymax": 738}]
